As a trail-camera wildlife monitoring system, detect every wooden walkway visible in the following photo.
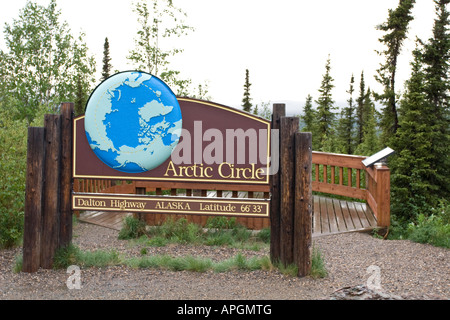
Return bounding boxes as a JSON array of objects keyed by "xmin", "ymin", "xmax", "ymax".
[
  {"xmin": 312, "ymin": 196, "xmax": 377, "ymax": 237},
  {"xmin": 78, "ymin": 210, "xmax": 132, "ymax": 231},
  {"xmin": 78, "ymin": 194, "xmax": 377, "ymax": 236}
]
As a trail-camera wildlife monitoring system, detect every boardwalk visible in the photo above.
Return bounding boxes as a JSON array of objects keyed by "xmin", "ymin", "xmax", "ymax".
[
  {"xmin": 78, "ymin": 194, "xmax": 377, "ymax": 237},
  {"xmin": 312, "ymin": 195, "xmax": 377, "ymax": 237}
]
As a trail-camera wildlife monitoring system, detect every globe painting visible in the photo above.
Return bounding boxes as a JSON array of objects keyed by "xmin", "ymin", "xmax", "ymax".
[{"xmin": 84, "ymin": 71, "xmax": 182, "ymax": 173}]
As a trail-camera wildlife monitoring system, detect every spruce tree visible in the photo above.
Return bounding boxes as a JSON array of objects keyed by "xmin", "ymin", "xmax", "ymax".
[
  {"xmin": 390, "ymin": 1, "xmax": 450, "ymax": 219},
  {"xmin": 301, "ymin": 94, "xmax": 315, "ymax": 132},
  {"xmin": 101, "ymin": 37, "xmax": 112, "ymax": 81},
  {"xmin": 242, "ymin": 69, "xmax": 252, "ymax": 112},
  {"xmin": 356, "ymin": 71, "xmax": 366, "ymax": 145},
  {"xmin": 253, "ymin": 104, "xmax": 258, "ymax": 115},
  {"xmin": 315, "ymin": 56, "xmax": 337, "ymax": 150},
  {"xmin": 421, "ymin": 0, "xmax": 450, "ymax": 200},
  {"xmin": 301, "ymin": 94, "xmax": 319, "ymax": 149},
  {"xmin": 390, "ymin": 45, "xmax": 437, "ymax": 219},
  {"xmin": 375, "ymin": 0, "xmax": 416, "ymax": 144},
  {"xmin": 354, "ymin": 88, "xmax": 381, "ymax": 156},
  {"xmin": 337, "ymin": 74, "xmax": 356, "ymax": 154}
]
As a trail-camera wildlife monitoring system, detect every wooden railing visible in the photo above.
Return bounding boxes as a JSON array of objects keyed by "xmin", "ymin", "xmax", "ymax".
[
  {"xmin": 73, "ymin": 179, "xmax": 114, "ymax": 194},
  {"xmin": 312, "ymin": 151, "xmax": 390, "ymax": 227}
]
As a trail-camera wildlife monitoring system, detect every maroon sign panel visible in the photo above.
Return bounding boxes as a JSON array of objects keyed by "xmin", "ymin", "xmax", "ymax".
[{"xmin": 73, "ymin": 98, "xmax": 271, "ymax": 185}]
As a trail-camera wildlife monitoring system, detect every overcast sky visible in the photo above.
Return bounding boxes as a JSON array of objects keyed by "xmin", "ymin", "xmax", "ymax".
[{"xmin": 0, "ymin": 0, "xmax": 438, "ymax": 114}]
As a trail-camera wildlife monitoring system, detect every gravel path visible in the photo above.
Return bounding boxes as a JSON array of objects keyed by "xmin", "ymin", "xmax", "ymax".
[{"xmin": 0, "ymin": 222, "xmax": 448, "ymax": 300}]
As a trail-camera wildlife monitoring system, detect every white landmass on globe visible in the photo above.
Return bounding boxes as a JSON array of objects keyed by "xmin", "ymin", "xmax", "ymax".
[
  {"xmin": 138, "ymin": 100, "xmax": 173, "ymax": 121},
  {"xmin": 115, "ymin": 134, "xmax": 166, "ymax": 171},
  {"xmin": 85, "ymin": 87, "xmax": 117, "ymax": 153},
  {"xmin": 124, "ymin": 72, "xmax": 149, "ymax": 88},
  {"xmin": 168, "ymin": 119, "xmax": 182, "ymax": 139}
]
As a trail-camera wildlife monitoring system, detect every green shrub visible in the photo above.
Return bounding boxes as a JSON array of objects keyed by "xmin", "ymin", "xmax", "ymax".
[
  {"xmin": 158, "ymin": 217, "xmax": 202, "ymax": 244},
  {"xmin": 204, "ymin": 230, "xmax": 234, "ymax": 246},
  {"xmin": 205, "ymin": 216, "xmax": 237, "ymax": 229},
  {"xmin": 0, "ymin": 209, "xmax": 24, "ymax": 248},
  {"xmin": 53, "ymin": 244, "xmax": 82, "ymax": 269},
  {"xmin": 231, "ymin": 224, "xmax": 252, "ymax": 242},
  {"xmin": 256, "ymin": 228, "xmax": 271, "ymax": 244},
  {"xmin": 388, "ymin": 199, "xmax": 450, "ymax": 248},
  {"xmin": 0, "ymin": 107, "xmax": 27, "ymax": 248},
  {"xmin": 0, "ymin": 103, "xmax": 53, "ymax": 248},
  {"xmin": 406, "ymin": 213, "xmax": 450, "ymax": 248},
  {"xmin": 147, "ymin": 236, "xmax": 168, "ymax": 247},
  {"xmin": 118, "ymin": 216, "xmax": 147, "ymax": 240}
]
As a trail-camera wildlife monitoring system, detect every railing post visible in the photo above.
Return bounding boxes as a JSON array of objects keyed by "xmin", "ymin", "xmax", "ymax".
[{"xmin": 374, "ymin": 164, "xmax": 390, "ymax": 227}]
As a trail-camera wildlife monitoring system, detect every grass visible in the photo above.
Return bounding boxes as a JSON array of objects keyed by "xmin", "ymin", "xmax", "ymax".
[
  {"xmin": 115, "ymin": 216, "xmax": 328, "ymax": 278},
  {"xmin": 13, "ymin": 216, "xmax": 328, "ymax": 278},
  {"xmin": 310, "ymin": 246, "xmax": 328, "ymax": 279},
  {"xmin": 120, "ymin": 253, "xmax": 292, "ymax": 275},
  {"xmin": 124, "ymin": 216, "xmax": 270, "ymax": 251},
  {"xmin": 23, "ymin": 243, "xmax": 298, "ymax": 276},
  {"xmin": 53, "ymin": 244, "xmax": 121, "ymax": 269}
]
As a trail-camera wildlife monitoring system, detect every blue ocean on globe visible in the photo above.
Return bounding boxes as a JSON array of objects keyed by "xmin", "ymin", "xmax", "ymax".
[{"xmin": 84, "ymin": 71, "xmax": 182, "ymax": 173}]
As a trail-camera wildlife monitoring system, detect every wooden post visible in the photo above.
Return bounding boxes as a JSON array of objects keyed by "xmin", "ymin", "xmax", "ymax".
[
  {"xmin": 23, "ymin": 127, "xmax": 46, "ymax": 273},
  {"xmin": 40, "ymin": 114, "xmax": 62, "ymax": 269},
  {"xmin": 279, "ymin": 116, "xmax": 299, "ymax": 266},
  {"xmin": 59, "ymin": 103, "xmax": 74, "ymax": 248},
  {"xmin": 270, "ymin": 104, "xmax": 285, "ymax": 264},
  {"xmin": 294, "ymin": 132, "xmax": 312, "ymax": 277},
  {"xmin": 375, "ymin": 164, "xmax": 390, "ymax": 227}
]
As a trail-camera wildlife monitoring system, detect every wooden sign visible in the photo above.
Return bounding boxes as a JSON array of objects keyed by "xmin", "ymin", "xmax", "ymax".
[
  {"xmin": 72, "ymin": 193, "xmax": 269, "ymax": 218},
  {"xmin": 73, "ymin": 97, "xmax": 271, "ymax": 185},
  {"xmin": 71, "ymin": 71, "xmax": 272, "ymax": 223}
]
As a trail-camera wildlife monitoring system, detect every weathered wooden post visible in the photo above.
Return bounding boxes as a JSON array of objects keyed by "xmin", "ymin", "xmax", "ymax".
[
  {"xmin": 279, "ymin": 116, "xmax": 299, "ymax": 266},
  {"xmin": 59, "ymin": 103, "xmax": 74, "ymax": 248},
  {"xmin": 270, "ymin": 104, "xmax": 285, "ymax": 264},
  {"xmin": 24, "ymin": 103, "xmax": 74, "ymax": 271},
  {"xmin": 294, "ymin": 132, "xmax": 312, "ymax": 277},
  {"xmin": 40, "ymin": 114, "xmax": 62, "ymax": 269},
  {"xmin": 23, "ymin": 127, "xmax": 46, "ymax": 273},
  {"xmin": 269, "ymin": 104, "xmax": 312, "ymax": 276}
]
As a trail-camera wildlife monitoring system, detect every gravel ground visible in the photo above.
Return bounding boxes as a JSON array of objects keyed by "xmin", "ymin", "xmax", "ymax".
[{"xmin": 0, "ymin": 221, "xmax": 448, "ymax": 300}]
